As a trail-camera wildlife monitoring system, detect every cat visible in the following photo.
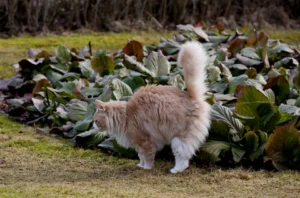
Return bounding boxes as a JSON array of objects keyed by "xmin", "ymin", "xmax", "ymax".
[{"xmin": 93, "ymin": 41, "xmax": 211, "ymax": 173}]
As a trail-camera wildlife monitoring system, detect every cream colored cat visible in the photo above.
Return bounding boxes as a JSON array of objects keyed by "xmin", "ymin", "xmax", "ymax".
[{"xmin": 93, "ymin": 41, "xmax": 211, "ymax": 173}]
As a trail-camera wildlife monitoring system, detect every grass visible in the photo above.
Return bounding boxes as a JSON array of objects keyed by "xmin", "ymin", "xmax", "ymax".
[
  {"xmin": 1, "ymin": 114, "xmax": 300, "ymax": 198},
  {"xmin": 1, "ymin": 30, "xmax": 300, "ymax": 197}
]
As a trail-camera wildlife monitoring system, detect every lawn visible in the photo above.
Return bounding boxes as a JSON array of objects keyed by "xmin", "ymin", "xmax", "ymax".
[
  {"xmin": 1, "ymin": 115, "xmax": 300, "ymax": 197},
  {"xmin": 1, "ymin": 30, "xmax": 300, "ymax": 197}
]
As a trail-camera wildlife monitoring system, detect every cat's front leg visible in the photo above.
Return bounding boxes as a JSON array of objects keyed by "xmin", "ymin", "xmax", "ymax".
[
  {"xmin": 135, "ymin": 141, "xmax": 156, "ymax": 170},
  {"xmin": 137, "ymin": 153, "xmax": 145, "ymax": 168}
]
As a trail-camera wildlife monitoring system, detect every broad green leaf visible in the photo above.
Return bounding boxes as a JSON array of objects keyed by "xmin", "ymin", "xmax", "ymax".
[
  {"xmin": 270, "ymin": 42, "xmax": 294, "ymax": 54},
  {"xmin": 264, "ymin": 75, "xmax": 289, "ymax": 104},
  {"xmin": 229, "ymin": 64, "xmax": 248, "ymax": 76},
  {"xmin": 123, "ymin": 54, "xmax": 154, "ymax": 77},
  {"xmin": 32, "ymin": 79, "xmax": 52, "ymax": 95},
  {"xmin": 167, "ymin": 74, "xmax": 185, "ymax": 90},
  {"xmin": 264, "ymin": 89, "xmax": 275, "ymax": 104},
  {"xmin": 244, "ymin": 131, "xmax": 259, "ymax": 154},
  {"xmin": 210, "ymin": 80, "xmax": 228, "ymax": 93},
  {"xmin": 79, "ymin": 60, "xmax": 96, "ymax": 79},
  {"xmin": 209, "ymin": 120, "xmax": 230, "ymax": 139},
  {"xmin": 74, "ymin": 120, "xmax": 91, "ymax": 131},
  {"xmin": 145, "ymin": 50, "xmax": 170, "ymax": 76},
  {"xmin": 215, "ymin": 50, "xmax": 226, "ymax": 63},
  {"xmin": 45, "ymin": 70, "xmax": 63, "ymax": 85},
  {"xmin": 235, "ymin": 86, "xmax": 280, "ymax": 131},
  {"xmin": 278, "ymin": 104, "xmax": 300, "ymax": 116},
  {"xmin": 246, "ymin": 32, "xmax": 257, "ymax": 47},
  {"xmin": 211, "ymin": 103, "xmax": 244, "ymax": 135},
  {"xmin": 33, "ymin": 74, "xmax": 47, "ymax": 82},
  {"xmin": 213, "ymin": 93, "xmax": 236, "ymax": 103},
  {"xmin": 157, "ymin": 50, "xmax": 171, "ymax": 76},
  {"xmin": 228, "ymin": 38, "xmax": 244, "ymax": 55},
  {"xmin": 274, "ymin": 57, "xmax": 299, "ymax": 69},
  {"xmin": 49, "ymin": 63, "xmax": 68, "ymax": 74},
  {"xmin": 56, "ymin": 81, "xmax": 77, "ymax": 99},
  {"xmin": 202, "ymin": 140, "xmax": 231, "ymax": 157},
  {"xmin": 241, "ymin": 47, "xmax": 261, "ymax": 61},
  {"xmin": 242, "ymin": 26, "xmax": 255, "ymax": 37},
  {"xmin": 207, "ymin": 36, "xmax": 228, "ymax": 44},
  {"xmin": 193, "ymin": 27, "xmax": 209, "ymax": 42},
  {"xmin": 228, "ymin": 74, "xmax": 248, "ymax": 94},
  {"xmin": 236, "ymin": 54, "xmax": 263, "ymax": 67},
  {"xmin": 266, "ymin": 125, "xmax": 300, "ymax": 163},
  {"xmin": 123, "ymin": 76, "xmax": 145, "ymax": 91},
  {"xmin": 112, "ymin": 139, "xmax": 137, "ymax": 158},
  {"xmin": 145, "ymin": 51, "xmax": 158, "ymax": 75},
  {"xmin": 57, "ymin": 72, "xmax": 80, "ymax": 81},
  {"xmin": 91, "ymin": 50, "xmax": 115, "ymax": 76},
  {"xmin": 6, "ymin": 98, "xmax": 25, "ymax": 107},
  {"xmin": 245, "ymin": 68, "xmax": 257, "ymax": 79},
  {"xmin": 232, "ymin": 147, "xmax": 246, "ymax": 163},
  {"xmin": 249, "ymin": 130, "xmax": 268, "ymax": 161},
  {"xmin": 207, "ymin": 66, "xmax": 221, "ymax": 83},
  {"xmin": 112, "ymin": 78, "xmax": 133, "ymax": 100},
  {"xmin": 158, "ymin": 38, "xmax": 180, "ymax": 55},
  {"xmin": 97, "ymin": 85, "xmax": 112, "ymax": 102},
  {"xmin": 76, "ymin": 129, "xmax": 108, "ymax": 148},
  {"xmin": 295, "ymin": 97, "xmax": 300, "ymax": 107},
  {"xmin": 67, "ymin": 100, "xmax": 88, "ymax": 122},
  {"xmin": 56, "ymin": 45, "xmax": 71, "ymax": 64},
  {"xmin": 218, "ymin": 63, "xmax": 232, "ymax": 80}
]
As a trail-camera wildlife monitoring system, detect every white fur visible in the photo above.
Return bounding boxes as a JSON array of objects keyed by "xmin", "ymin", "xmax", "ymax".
[
  {"xmin": 177, "ymin": 41, "xmax": 208, "ymax": 100},
  {"xmin": 170, "ymin": 138, "xmax": 191, "ymax": 173}
]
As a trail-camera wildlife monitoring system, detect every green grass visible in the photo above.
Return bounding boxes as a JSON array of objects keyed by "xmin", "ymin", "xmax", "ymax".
[
  {"xmin": 265, "ymin": 29, "xmax": 300, "ymax": 46},
  {"xmin": 1, "ymin": 114, "xmax": 300, "ymax": 198}
]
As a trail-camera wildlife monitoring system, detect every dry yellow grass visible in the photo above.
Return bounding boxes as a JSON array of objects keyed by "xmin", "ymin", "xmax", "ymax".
[{"xmin": 0, "ymin": 115, "xmax": 300, "ymax": 198}]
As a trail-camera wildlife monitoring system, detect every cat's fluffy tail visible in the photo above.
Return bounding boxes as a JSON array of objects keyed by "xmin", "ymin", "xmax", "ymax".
[{"xmin": 177, "ymin": 41, "xmax": 208, "ymax": 100}]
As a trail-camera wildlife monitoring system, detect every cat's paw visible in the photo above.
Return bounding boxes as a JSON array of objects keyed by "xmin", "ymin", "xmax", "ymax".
[
  {"xmin": 137, "ymin": 164, "xmax": 153, "ymax": 170},
  {"xmin": 170, "ymin": 167, "xmax": 186, "ymax": 174},
  {"xmin": 142, "ymin": 165, "xmax": 153, "ymax": 169},
  {"xmin": 170, "ymin": 168, "xmax": 179, "ymax": 174},
  {"xmin": 136, "ymin": 163, "xmax": 144, "ymax": 168}
]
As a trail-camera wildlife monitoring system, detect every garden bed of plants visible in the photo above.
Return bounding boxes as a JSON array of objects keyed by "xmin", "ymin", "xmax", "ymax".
[{"xmin": 1, "ymin": 23, "xmax": 299, "ymax": 170}]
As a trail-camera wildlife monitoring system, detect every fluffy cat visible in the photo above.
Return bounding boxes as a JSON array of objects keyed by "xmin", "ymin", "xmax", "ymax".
[{"xmin": 93, "ymin": 41, "xmax": 211, "ymax": 173}]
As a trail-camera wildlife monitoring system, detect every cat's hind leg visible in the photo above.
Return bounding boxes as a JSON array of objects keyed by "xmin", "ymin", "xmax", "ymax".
[{"xmin": 170, "ymin": 137, "xmax": 194, "ymax": 173}]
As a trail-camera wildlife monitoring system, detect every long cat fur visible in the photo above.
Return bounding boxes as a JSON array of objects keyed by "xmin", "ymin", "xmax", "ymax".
[{"xmin": 93, "ymin": 41, "xmax": 211, "ymax": 173}]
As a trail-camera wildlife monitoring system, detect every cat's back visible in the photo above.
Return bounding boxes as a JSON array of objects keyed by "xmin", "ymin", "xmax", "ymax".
[
  {"xmin": 126, "ymin": 85, "xmax": 198, "ymax": 119},
  {"xmin": 129, "ymin": 85, "xmax": 189, "ymax": 106}
]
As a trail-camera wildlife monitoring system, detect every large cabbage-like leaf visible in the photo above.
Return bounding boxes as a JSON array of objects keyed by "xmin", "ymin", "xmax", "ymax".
[
  {"xmin": 201, "ymin": 140, "xmax": 231, "ymax": 158},
  {"xmin": 235, "ymin": 86, "xmax": 280, "ymax": 131},
  {"xmin": 266, "ymin": 125, "xmax": 300, "ymax": 167},
  {"xmin": 112, "ymin": 78, "xmax": 133, "ymax": 100},
  {"xmin": 91, "ymin": 50, "xmax": 115, "ymax": 76},
  {"xmin": 56, "ymin": 45, "xmax": 71, "ymax": 64},
  {"xmin": 211, "ymin": 103, "xmax": 244, "ymax": 135},
  {"xmin": 122, "ymin": 40, "xmax": 144, "ymax": 62}
]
